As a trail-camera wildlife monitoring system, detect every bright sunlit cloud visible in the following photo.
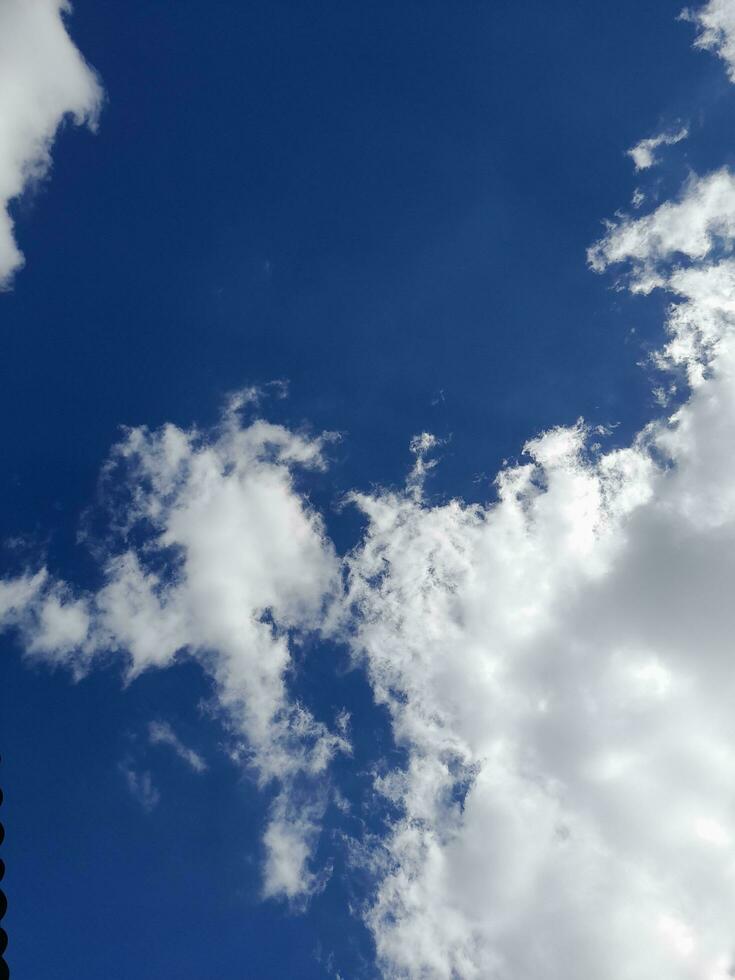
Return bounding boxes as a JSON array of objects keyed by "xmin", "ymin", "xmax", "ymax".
[{"xmin": 0, "ymin": 0, "xmax": 102, "ymax": 288}]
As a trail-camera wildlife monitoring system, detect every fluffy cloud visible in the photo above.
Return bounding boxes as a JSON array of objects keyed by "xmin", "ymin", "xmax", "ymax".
[
  {"xmin": 627, "ymin": 126, "xmax": 688, "ymax": 171},
  {"xmin": 0, "ymin": 395, "xmax": 347, "ymax": 899},
  {"xmin": 684, "ymin": 0, "xmax": 735, "ymax": 80},
  {"xmin": 329, "ymin": 169, "xmax": 735, "ymax": 978},
  {"xmin": 587, "ymin": 167, "xmax": 735, "ymax": 292},
  {"xmin": 0, "ymin": 0, "xmax": 102, "ymax": 288}
]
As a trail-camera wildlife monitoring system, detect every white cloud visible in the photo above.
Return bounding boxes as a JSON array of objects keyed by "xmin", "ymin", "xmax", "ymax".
[
  {"xmin": 587, "ymin": 167, "xmax": 735, "ymax": 292},
  {"xmin": 0, "ymin": 0, "xmax": 102, "ymax": 289},
  {"xmin": 121, "ymin": 762, "xmax": 160, "ymax": 812},
  {"xmin": 683, "ymin": 0, "xmax": 735, "ymax": 81},
  {"xmin": 262, "ymin": 794, "xmax": 331, "ymax": 902},
  {"xmin": 332, "ymin": 170, "xmax": 735, "ymax": 978},
  {"xmin": 627, "ymin": 127, "xmax": 688, "ymax": 171},
  {"xmin": 0, "ymin": 397, "xmax": 348, "ymax": 900},
  {"xmin": 148, "ymin": 721, "xmax": 207, "ymax": 774},
  {"xmin": 0, "ymin": 568, "xmax": 46, "ymax": 619}
]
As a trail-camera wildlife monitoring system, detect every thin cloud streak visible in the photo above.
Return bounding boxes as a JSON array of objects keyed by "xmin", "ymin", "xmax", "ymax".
[{"xmin": 148, "ymin": 721, "xmax": 207, "ymax": 774}]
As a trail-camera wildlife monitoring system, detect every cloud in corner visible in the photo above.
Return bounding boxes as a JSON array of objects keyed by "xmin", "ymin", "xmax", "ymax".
[
  {"xmin": 683, "ymin": 0, "xmax": 735, "ymax": 80},
  {"xmin": 0, "ymin": 0, "xmax": 103, "ymax": 289}
]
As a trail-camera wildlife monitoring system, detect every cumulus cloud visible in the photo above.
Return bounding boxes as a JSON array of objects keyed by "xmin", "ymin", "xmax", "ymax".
[
  {"xmin": 627, "ymin": 126, "xmax": 688, "ymax": 171},
  {"xmin": 325, "ymin": 166, "xmax": 735, "ymax": 978},
  {"xmin": 0, "ymin": 0, "xmax": 102, "ymax": 288},
  {"xmin": 684, "ymin": 0, "xmax": 735, "ymax": 80},
  {"xmin": 0, "ymin": 396, "xmax": 348, "ymax": 900},
  {"xmin": 148, "ymin": 721, "xmax": 207, "ymax": 774}
]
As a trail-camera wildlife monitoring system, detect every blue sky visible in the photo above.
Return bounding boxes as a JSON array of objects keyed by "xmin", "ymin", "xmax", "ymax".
[{"xmin": 5, "ymin": 1, "xmax": 735, "ymax": 977}]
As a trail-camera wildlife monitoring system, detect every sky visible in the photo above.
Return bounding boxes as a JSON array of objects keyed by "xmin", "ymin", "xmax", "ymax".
[{"xmin": 4, "ymin": 0, "xmax": 735, "ymax": 977}]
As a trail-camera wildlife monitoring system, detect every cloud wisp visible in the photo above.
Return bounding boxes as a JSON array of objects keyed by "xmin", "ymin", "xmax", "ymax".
[
  {"xmin": 627, "ymin": 126, "xmax": 688, "ymax": 171},
  {"xmin": 587, "ymin": 166, "xmax": 735, "ymax": 293},
  {"xmin": 0, "ymin": 0, "xmax": 102, "ymax": 289},
  {"xmin": 148, "ymin": 721, "xmax": 207, "ymax": 774},
  {"xmin": 120, "ymin": 762, "xmax": 160, "ymax": 813}
]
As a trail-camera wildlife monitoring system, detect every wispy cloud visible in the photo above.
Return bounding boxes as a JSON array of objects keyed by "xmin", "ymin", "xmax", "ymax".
[
  {"xmin": 627, "ymin": 126, "xmax": 688, "ymax": 171},
  {"xmin": 120, "ymin": 761, "xmax": 160, "ymax": 812},
  {"xmin": 587, "ymin": 167, "xmax": 735, "ymax": 292},
  {"xmin": 148, "ymin": 721, "xmax": 207, "ymax": 774}
]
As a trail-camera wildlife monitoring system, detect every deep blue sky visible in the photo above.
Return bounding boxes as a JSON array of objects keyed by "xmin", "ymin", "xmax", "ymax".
[{"xmin": 1, "ymin": 1, "xmax": 731, "ymax": 976}]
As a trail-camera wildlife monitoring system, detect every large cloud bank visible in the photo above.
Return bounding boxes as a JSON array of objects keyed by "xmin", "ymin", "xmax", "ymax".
[
  {"xmin": 5, "ymin": 1, "xmax": 735, "ymax": 978},
  {"xmin": 336, "ymin": 180, "xmax": 735, "ymax": 976},
  {"xmin": 0, "ymin": 0, "xmax": 102, "ymax": 288}
]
